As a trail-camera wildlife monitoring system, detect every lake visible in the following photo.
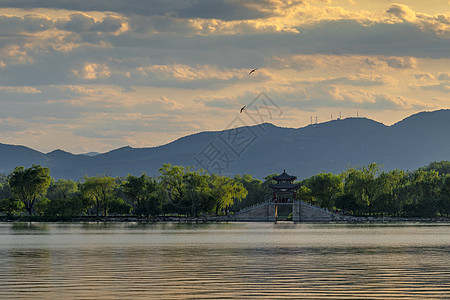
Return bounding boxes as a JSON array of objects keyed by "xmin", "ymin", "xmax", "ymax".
[{"xmin": 0, "ymin": 222, "xmax": 449, "ymax": 299}]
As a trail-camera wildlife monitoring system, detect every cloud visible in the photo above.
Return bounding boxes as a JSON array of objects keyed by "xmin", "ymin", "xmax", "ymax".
[
  {"xmin": 381, "ymin": 56, "xmax": 417, "ymax": 69},
  {"xmin": 0, "ymin": 2, "xmax": 449, "ymax": 154},
  {"xmin": 72, "ymin": 63, "xmax": 111, "ymax": 80},
  {"xmin": 271, "ymin": 54, "xmax": 418, "ymax": 73},
  {"xmin": 0, "ymin": 86, "xmax": 41, "ymax": 94},
  {"xmin": 421, "ymin": 82, "xmax": 450, "ymax": 93},
  {"xmin": 0, "ymin": 117, "xmax": 28, "ymax": 133},
  {"xmin": 143, "ymin": 96, "xmax": 184, "ymax": 111},
  {"xmin": 57, "ymin": 13, "xmax": 128, "ymax": 34},
  {"xmin": 414, "ymin": 73, "xmax": 434, "ymax": 81},
  {"xmin": 0, "ymin": 14, "xmax": 53, "ymax": 35},
  {"xmin": 386, "ymin": 3, "xmax": 450, "ymax": 37},
  {"xmin": 386, "ymin": 3, "xmax": 417, "ymax": 22},
  {"xmin": 132, "ymin": 63, "xmax": 271, "ymax": 89},
  {"xmin": 318, "ymin": 74, "xmax": 391, "ymax": 86},
  {"xmin": 0, "ymin": 0, "xmax": 277, "ymax": 21},
  {"xmin": 202, "ymin": 81, "xmax": 431, "ymax": 112},
  {"xmin": 438, "ymin": 73, "xmax": 450, "ymax": 81}
]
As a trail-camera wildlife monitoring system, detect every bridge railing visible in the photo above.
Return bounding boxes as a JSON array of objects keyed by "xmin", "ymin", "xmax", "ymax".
[
  {"xmin": 237, "ymin": 199, "xmax": 272, "ymax": 214},
  {"xmin": 238, "ymin": 199, "xmax": 334, "ymax": 215},
  {"xmin": 300, "ymin": 201, "xmax": 333, "ymax": 214}
]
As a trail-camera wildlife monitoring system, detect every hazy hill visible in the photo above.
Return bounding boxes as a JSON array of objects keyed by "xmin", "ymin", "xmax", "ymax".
[{"xmin": 1, "ymin": 109, "xmax": 449, "ymax": 180}]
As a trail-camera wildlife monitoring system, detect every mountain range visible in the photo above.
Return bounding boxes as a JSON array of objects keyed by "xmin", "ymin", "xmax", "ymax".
[{"xmin": 1, "ymin": 109, "xmax": 450, "ymax": 180}]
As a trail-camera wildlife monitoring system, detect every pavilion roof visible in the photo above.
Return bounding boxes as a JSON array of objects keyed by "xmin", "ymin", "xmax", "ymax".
[
  {"xmin": 272, "ymin": 170, "xmax": 297, "ymax": 182},
  {"xmin": 269, "ymin": 183, "xmax": 300, "ymax": 190}
]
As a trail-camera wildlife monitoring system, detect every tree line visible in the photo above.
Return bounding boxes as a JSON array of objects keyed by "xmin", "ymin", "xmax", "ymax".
[
  {"xmin": 299, "ymin": 161, "xmax": 450, "ymax": 217},
  {"xmin": 0, "ymin": 164, "xmax": 249, "ymax": 219},
  {"xmin": 0, "ymin": 161, "xmax": 449, "ymax": 219}
]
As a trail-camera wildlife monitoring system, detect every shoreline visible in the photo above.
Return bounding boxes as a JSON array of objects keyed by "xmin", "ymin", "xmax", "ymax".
[{"xmin": 1, "ymin": 215, "xmax": 450, "ymax": 224}]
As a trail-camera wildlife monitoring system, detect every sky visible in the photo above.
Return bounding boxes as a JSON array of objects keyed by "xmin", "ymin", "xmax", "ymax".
[{"xmin": 0, "ymin": 0, "xmax": 449, "ymax": 154}]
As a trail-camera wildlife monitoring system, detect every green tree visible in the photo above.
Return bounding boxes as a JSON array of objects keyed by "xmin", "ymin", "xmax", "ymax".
[
  {"xmin": 45, "ymin": 193, "xmax": 93, "ymax": 219},
  {"xmin": 80, "ymin": 176, "xmax": 117, "ymax": 217},
  {"xmin": 108, "ymin": 198, "xmax": 133, "ymax": 215},
  {"xmin": 0, "ymin": 197, "xmax": 24, "ymax": 216},
  {"xmin": 158, "ymin": 164, "xmax": 216, "ymax": 216},
  {"xmin": 233, "ymin": 174, "xmax": 269, "ymax": 211},
  {"xmin": 8, "ymin": 165, "xmax": 52, "ymax": 215},
  {"xmin": 422, "ymin": 161, "xmax": 450, "ymax": 176},
  {"xmin": 0, "ymin": 180, "xmax": 12, "ymax": 201},
  {"xmin": 158, "ymin": 164, "xmax": 187, "ymax": 214},
  {"xmin": 405, "ymin": 170, "xmax": 441, "ymax": 217},
  {"xmin": 122, "ymin": 174, "xmax": 161, "ymax": 216},
  {"xmin": 46, "ymin": 179, "xmax": 78, "ymax": 201},
  {"xmin": 372, "ymin": 169, "xmax": 407, "ymax": 216},
  {"xmin": 297, "ymin": 185, "xmax": 313, "ymax": 203},
  {"xmin": 439, "ymin": 175, "xmax": 450, "ymax": 217},
  {"xmin": 343, "ymin": 163, "xmax": 380, "ymax": 215},
  {"xmin": 183, "ymin": 171, "xmax": 213, "ymax": 216},
  {"xmin": 304, "ymin": 173, "xmax": 343, "ymax": 210},
  {"xmin": 209, "ymin": 174, "xmax": 247, "ymax": 215}
]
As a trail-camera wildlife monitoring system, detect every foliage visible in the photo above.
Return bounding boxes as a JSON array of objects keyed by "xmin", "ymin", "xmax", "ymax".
[
  {"xmin": 108, "ymin": 198, "xmax": 133, "ymax": 215},
  {"xmin": 209, "ymin": 174, "xmax": 247, "ymax": 215},
  {"xmin": 422, "ymin": 161, "xmax": 450, "ymax": 176},
  {"xmin": 303, "ymin": 172, "xmax": 343, "ymax": 210},
  {"xmin": 342, "ymin": 163, "xmax": 380, "ymax": 215},
  {"xmin": 122, "ymin": 174, "xmax": 161, "ymax": 216},
  {"xmin": 0, "ymin": 197, "xmax": 25, "ymax": 216},
  {"xmin": 0, "ymin": 180, "xmax": 12, "ymax": 201},
  {"xmin": 158, "ymin": 164, "xmax": 188, "ymax": 214},
  {"xmin": 80, "ymin": 175, "xmax": 117, "ymax": 217},
  {"xmin": 47, "ymin": 179, "xmax": 78, "ymax": 201},
  {"xmin": 8, "ymin": 165, "xmax": 52, "ymax": 215},
  {"xmin": 371, "ymin": 169, "xmax": 407, "ymax": 216},
  {"xmin": 45, "ymin": 193, "xmax": 93, "ymax": 218},
  {"xmin": 232, "ymin": 174, "xmax": 266, "ymax": 210},
  {"xmin": 2, "ymin": 161, "xmax": 450, "ymax": 220},
  {"xmin": 158, "ymin": 164, "xmax": 216, "ymax": 216}
]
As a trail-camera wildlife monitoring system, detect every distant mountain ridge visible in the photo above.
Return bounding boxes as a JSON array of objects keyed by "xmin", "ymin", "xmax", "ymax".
[{"xmin": 1, "ymin": 109, "xmax": 450, "ymax": 180}]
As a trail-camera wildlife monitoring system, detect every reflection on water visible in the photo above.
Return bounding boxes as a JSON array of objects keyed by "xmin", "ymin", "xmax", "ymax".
[
  {"xmin": 0, "ymin": 222, "xmax": 449, "ymax": 299},
  {"xmin": 10, "ymin": 222, "xmax": 50, "ymax": 232}
]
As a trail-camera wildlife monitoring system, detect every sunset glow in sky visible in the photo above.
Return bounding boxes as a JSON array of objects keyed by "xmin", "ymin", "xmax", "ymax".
[{"xmin": 0, "ymin": 0, "xmax": 449, "ymax": 153}]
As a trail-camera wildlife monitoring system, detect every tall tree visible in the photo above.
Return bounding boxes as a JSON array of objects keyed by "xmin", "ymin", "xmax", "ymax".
[
  {"xmin": 122, "ymin": 174, "xmax": 160, "ymax": 216},
  {"xmin": 46, "ymin": 179, "xmax": 78, "ymax": 201},
  {"xmin": 0, "ymin": 197, "xmax": 24, "ymax": 216},
  {"xmin": 233, "ymin": 174, "xmax": 266, "ymax": 211},
  {"xmin": 8, "ymin": 165, "xmax": 51, "ymax": 215},
  {"xmin": 422, "ymin": 161, "xmax": 450, "ymax": 176},
  {"xmin": 158, "ymin": 164, "xmax": 188, "ymax": 214},
  {"xmin": 183, "ymin": 171, "xmax": 212, "ymax": 216},
  {"xmin": 406, "ymin": 170, "xmax": 441, "ymax": 217},
  {"xmin": 80, "ymin": 176, "xmax": 116, "ymax": 217},
  {"xmin": 439, "ymin": 175, "xmax": 450, "ymax": 217},
  {"xmin": 209, "ymin": 174, "xmax": 247, "ymax": 215},
  {"xmin": 0, "ymin": 179, "xmax": 12, "ymax": 201},
  {"xmin": 305, "ymin": 172, "xmax": 343, "ymax": 209},
  {"xmin": 372, "ymin": 169, "xmax": 407, "ymax": 216},
  {"xmin": 343, "ymin": 163, "xmax": 380, "ymax": 215}
]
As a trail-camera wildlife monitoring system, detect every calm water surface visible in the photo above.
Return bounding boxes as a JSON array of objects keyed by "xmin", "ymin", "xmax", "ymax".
[{"xmin": 0, "ymin": 222, "xmax": 449, "ymax": 299}]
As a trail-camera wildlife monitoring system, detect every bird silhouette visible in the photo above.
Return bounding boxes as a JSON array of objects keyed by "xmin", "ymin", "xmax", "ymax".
[
  {"xmin": 248, "ymin": 68, "xmax": 258, "ymax": 75},
  {"xmin": 240, "ymin": 106, "xmax": 246, "ymax": 113}
]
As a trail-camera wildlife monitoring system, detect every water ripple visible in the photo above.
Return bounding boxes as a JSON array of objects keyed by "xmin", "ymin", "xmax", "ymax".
[{"xmin": 0, "ymin": 223, "xmax": 449, "ymax": 299}]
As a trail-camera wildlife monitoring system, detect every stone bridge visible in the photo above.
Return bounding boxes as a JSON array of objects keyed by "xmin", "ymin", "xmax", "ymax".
[{"xmin": 232, "ymin": 200, "xmax": 341, "ymax": 222}]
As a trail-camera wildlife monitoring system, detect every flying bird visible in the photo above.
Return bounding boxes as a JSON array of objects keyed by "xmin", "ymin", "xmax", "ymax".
[
  {"xmin": 240, "ymin": 106, "xmax": 246, "ymax": 113},
  {"xmin": 248, "ymin": 68, "xmax": 258, "ymax": 75}
]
